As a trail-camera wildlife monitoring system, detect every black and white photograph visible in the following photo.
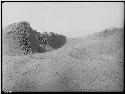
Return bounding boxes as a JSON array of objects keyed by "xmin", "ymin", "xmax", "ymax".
[{"xmin": 1, "ymin": 2, "xmax": 124, "ymax": 92}]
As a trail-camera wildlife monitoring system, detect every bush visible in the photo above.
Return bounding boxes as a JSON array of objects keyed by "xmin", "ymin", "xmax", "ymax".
[
  {"xmin": 47, "ymin": 32, "xmax": 66, "ymax": 49},
  {"xmin": 37, "ymin": 31, "xmax": 66, "ymax": 49},
  {"xmin": 3, "ymin": 21, "xmax": 67, "ymax": 55}
]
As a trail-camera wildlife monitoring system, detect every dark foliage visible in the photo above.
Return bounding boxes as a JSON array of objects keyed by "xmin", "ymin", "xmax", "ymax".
[
  {"xmin": 3, "ymin": 21, "xmax": 67, "ymax": 55},
  {"xmin": 36, "ymin": 31, "xmax": 66, "ymax": 49}
]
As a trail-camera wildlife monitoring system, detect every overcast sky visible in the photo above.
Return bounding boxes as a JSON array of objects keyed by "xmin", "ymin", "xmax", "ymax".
[{"xmin": 2, "ymin": 2, "xmax": 124, "ymax": 38}]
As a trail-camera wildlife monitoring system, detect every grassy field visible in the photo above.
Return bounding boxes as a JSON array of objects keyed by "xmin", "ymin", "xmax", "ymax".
[{"xmin": 2, "ymin": 29, "xmax": 123, "ymax": 92}]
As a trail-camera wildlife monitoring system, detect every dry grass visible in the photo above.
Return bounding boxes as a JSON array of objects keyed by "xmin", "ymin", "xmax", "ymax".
[{"xmin": 2, "ymin": 30, "xmax": 123, "ymax": 92}]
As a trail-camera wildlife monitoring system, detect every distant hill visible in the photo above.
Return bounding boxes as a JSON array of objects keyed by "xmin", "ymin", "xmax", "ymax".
[{"xmin": 87, "ymin": 27, "xmax": 124, "ymax": 40}]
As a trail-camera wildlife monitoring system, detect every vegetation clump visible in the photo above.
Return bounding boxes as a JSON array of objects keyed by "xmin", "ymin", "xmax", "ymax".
[{"xmin": 3, "ymin": 21, "xmax": 66, "ymax": 56}]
